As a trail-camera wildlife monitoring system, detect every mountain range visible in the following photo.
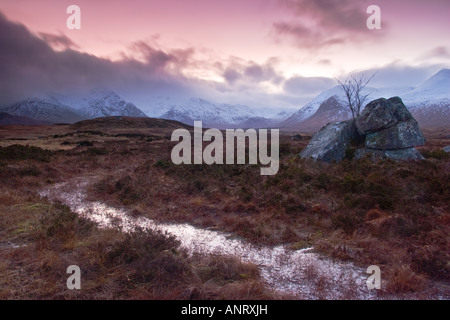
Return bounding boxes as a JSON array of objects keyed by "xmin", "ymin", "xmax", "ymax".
[
  {"xmin": 56, "ymin": 89, "xmax": 148, "ymax": 119},
  {"xmin": 280, "ymin": 69, "xmax": 450, "ymax": 130},
  {"xmin": 159, "ymin": 98, "xmax": 293, "ymax": 129},
  {"xmin": 0, "ymin": 90, "xmax": 147, "ymax": 125},
  {"xmin": 0, "ymin": 69, "xmax": 449, "ymax": 129},
  {"xmin": 0, "ymin": 99, "xmax": 86, "ymax": 124}
]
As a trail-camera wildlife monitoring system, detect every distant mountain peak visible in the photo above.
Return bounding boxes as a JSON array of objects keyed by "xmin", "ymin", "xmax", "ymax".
[
  {"xmin": 281, "ymin": 68, "xmax": 450, "ymax": 130},
  {"xmin": 434, "ymin": 68, "xmax": 450, "ymax": 77},
  {"xmin": 70, "ymin": 89, "xmax": 148, "ymax": 119},
  {"xmin": 0, "ymin": 89, "xmax": 149, "ymax": 124},
  {"xmin": 420, "ymin": 68, "xmax": 450, "ymax": 85},
  {"xmin": 0, "ymin": 98, "xmax": 86, "ymax": 124},
  {"xmin": 159, "ymin": 97, "xmax": 293, "ymax": 129}
]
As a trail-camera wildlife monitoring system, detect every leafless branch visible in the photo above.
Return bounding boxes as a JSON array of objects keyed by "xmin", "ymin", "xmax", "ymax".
[{"xmin": 336, "ymin": 72, "xmax": 377, "ymax": 119}]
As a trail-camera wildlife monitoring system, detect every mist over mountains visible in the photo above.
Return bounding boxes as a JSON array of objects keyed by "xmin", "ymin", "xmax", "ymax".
[
  {"xmin": 0, "ymin": 10, "xmax": 448, "ymax": 130},
  {"xmin": 1, "ymin": 69, "xmax": 449, "ymax": 129}
]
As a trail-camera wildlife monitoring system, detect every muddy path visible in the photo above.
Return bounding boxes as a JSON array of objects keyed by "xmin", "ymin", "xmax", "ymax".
[{"xmin": 40, "ymin": 178, "xmax": 377, "ymax": 300}]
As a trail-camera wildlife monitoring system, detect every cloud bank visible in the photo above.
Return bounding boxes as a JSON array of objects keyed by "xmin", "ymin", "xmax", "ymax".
[
  {"xmin": 0, "ymin": 12, "xmax": 196, "ymax": 107},
  {"xmin": 0, "ymin": 9, "xmax": 447, "ymax": 112},
  {"xmin": 0, "ymin": 11, "xmax": 322, "ymax": 110}
]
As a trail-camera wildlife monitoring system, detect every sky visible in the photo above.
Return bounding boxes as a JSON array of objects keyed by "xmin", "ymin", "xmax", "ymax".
[{"xmin": 0, "ymin": 0, "xmax": 449, "ymax": 112}]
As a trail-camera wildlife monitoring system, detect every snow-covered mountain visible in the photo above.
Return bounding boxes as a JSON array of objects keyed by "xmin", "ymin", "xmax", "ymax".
[
  {"xmin": 3, "ymin": 69, "xmax": 447, "ymax": 128},
  {"xmin": 160, "ymin": 98, "xmax": 294, "ymax": 128},
  {"xmin": 281, "ymin": 86, "xmax": 414, "ymax": 128},
  {"xmin": 0, "ymin": 91, "xmax": 292, "ymax": 127},
  {"xmin": 294, "ymin": 96, "xmax": 351, "ymax": 131},
  {"xmin": 281, "ymin": 86, "xmax": 347, "ymax": 127},
  {"xmin": 59, "ymin": 89, "xmax": 148, "ymax": 119},
  {"xmin": 0, "ymin": 98, "xmax": 86, "ymax": 124},
  {"xmin": 281, "ymin": 69, "xmax": 449, "ymax": 130},
  {"xmin": 135, "ymin": 96, "xmax": 183, "ymax": 118},
  {"xmin": 0, "ymin": 90, "xmax": 149, "ymax": 124},
  {"xmin": 403, "ymin": 69, "xmax": 450, "ymax": 127},
  {"xmin": 404, "ymin": 69, "xmax": 450, "ymax": 103},
  {"xmin": 161, "ymin": 98, "xmax": 251, "ymax": 128}
]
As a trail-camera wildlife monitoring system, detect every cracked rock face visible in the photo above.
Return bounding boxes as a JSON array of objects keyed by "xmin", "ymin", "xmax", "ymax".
[
  {"xmin": 355, "ymin": 97, "xmax": 416, "ymax": 135},
  {"xmin": 356, "ymin": 98, "xmax": 399, "ymax": 135},
  {"xmin": 299, "ymin": 120, "xmax": 360, "ymax": 162},
  {"xmin": 365, "ymin": 119, "xmax": 426, "ymax": 150},
  {"xmin": 300, "ymin": 97, "xmax": 426, "ymax": 162}
]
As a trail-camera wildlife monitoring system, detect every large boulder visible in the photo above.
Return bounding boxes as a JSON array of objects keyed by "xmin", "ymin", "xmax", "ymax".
[
  {"xmin": 365, "ymin": 118, "xmax": 426, "ymax": 149},
  {"xmin": 299, "ymin": 120, "xmax": 360, "ymax": 162},
  {"xmin": 300, "ymin": 96, "xmax": 426, "ymax": 163},
  {"xmin": 355, "ymin": 97, "xmax": 426, "ymax": 160},
  {"xmin": 355, "ymin": 98, "xmax": 398, "ymax": 134},
  {"xmin": 355, "ymin": 148, "xmax": 425, "ymax": 161},
  {"xmin": 355, "ymin": 97, "xmax": 416, "ymax": 135},
  {"xmin": 387, "ymin": 97, "xmax": 414, "ymax": 122}
]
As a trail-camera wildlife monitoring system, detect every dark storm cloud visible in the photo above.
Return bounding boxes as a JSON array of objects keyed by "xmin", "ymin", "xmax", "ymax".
[
  {"xmin": 280, "ymin": 0, "xmax": 368, "ymax": 31},
  {"xmin": 272, "ymin": 0, "xmax": 385, "ymax": 49},
  {"xmin": 0, "ymin": 12, "xmax": 194, "ymax": 105},
  {"xmin": 129, "ymin": 41, "xmax": 197, "ymax": 73},
  {"xmin": 0, "ymin": 11, "xmax": 295, "ymax": 110},
  {"xmin": 222, "ymin": 58, "xmax": 284, "ymax": 85},
  {"xmin": 39, "ymin": 32, "xmax": 79, "ymax": 50}
]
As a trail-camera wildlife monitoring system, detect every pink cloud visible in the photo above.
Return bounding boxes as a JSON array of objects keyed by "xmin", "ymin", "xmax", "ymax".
[
  {"xmin": 39, "ymin": 31, "xmax": 79, "ymax": 50},
  {"xmin": 272, "ymin": 0, "xmax": 386, "ymax": 49}
]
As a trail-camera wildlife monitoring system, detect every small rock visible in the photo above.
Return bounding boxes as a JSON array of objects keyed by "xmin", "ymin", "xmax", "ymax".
[
  {"xmin": 291, "ymin": 134, "xmax": 303, "ymax": 141},
  {"xmin": 443, "ymin": 146, "xmax": 450, "ymax": 153}
]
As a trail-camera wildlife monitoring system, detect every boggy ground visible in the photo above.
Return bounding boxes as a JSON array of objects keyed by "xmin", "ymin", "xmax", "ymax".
[{"xmin": 0, "ymin": 118, "xmax": 449, "ymax": 299}]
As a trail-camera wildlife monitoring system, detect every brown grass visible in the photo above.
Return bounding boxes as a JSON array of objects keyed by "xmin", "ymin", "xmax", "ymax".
[
  {"xmin": 0, "ymin": 188, "xmax": 284, "ymax": 300},
  {"xmin": 1, "ymin": 122, "xmax": 449, "ymax": 299}
]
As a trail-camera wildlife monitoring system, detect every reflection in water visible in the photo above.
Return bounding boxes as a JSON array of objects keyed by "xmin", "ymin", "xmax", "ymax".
[{"xmin": 41, "ymin": 180, "xmax": 375, "ymax": 299}]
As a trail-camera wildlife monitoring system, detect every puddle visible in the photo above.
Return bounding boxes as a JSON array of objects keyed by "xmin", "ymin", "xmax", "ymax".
[{"xmin": 40, "ymin": 179, "xmax": 377, "ymax": 299}]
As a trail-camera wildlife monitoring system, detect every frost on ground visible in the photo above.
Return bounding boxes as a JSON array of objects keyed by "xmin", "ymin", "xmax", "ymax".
[{"xmin": 40, "ymin": 179, "xmax": 377, "ymax": 300}]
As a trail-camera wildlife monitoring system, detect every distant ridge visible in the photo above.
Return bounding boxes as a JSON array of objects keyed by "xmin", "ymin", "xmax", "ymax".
[
  {"xmin": 0, "ymin": 112, "xmax": 52, "ymax": 125},
  {"xmin": 0, "ymin": 99, "xmax": 86, "ymax": 124},
  {"xmin": 70, "ymin": 116, "xmax": 192, "ymax": 131}
]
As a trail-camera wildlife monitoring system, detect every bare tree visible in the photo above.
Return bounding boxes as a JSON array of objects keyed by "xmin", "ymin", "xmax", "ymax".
[{"xmin": 336, "ymin": 72, "xmax": 376, "ymax": 120}]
